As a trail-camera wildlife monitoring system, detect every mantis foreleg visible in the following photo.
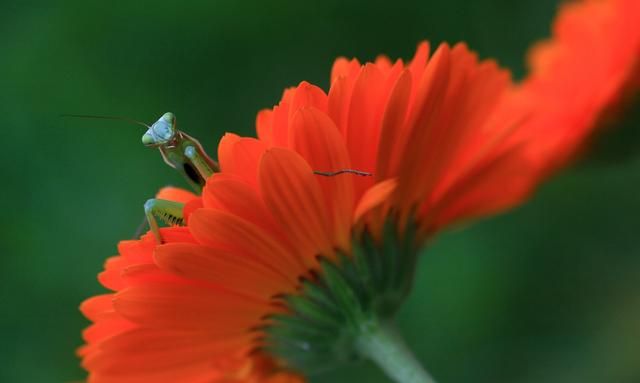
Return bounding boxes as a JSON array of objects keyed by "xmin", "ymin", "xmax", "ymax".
[{"xmin": 143, "ymin": 198, "xmax": 185, "ymax": 243}]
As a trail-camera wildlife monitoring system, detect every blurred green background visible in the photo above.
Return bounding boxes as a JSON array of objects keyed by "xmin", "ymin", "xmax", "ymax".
[{"xmin": 1, "ymin": 1, "xmax": 639, "ymax": 382}]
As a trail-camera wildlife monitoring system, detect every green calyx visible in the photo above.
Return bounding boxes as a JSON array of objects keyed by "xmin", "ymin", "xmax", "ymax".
[{"xmin": 262, "ymin": 219, "xmax": 423, "ymax": 375}]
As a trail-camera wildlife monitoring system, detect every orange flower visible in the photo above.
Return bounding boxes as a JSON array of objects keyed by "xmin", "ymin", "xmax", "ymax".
[
  {"xmin": 79, "ymin": 1, "xmax": 640, "ymax": 382},
  {"xmin": 81, "ymin": 42, "xmax": 529, "ymax": 383},
  {"xmin": 512, "ymin": 0, "xmax": 640, "ymax": 174}
]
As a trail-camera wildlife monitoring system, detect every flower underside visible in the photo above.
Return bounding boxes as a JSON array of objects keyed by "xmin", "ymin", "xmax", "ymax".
[{"xmin": 263, "ymin": 216, "xmax": 422, "ymax": 374}]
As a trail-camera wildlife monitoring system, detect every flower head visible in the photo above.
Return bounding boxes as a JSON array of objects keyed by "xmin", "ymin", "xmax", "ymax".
[{"xmin": 81, "ymin": 41, "xmax": 532, "ymax": 382}]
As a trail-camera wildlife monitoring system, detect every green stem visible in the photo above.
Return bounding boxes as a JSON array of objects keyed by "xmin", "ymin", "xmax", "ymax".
[{"xmin": 356, "ymin": 319, "xmax": 437, "ymax": 383}]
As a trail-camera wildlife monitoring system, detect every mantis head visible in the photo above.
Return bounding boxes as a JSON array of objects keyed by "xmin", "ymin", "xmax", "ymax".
[{"xmin": 142, "ymin": 112, "xmax": 177, "ymax": 147}]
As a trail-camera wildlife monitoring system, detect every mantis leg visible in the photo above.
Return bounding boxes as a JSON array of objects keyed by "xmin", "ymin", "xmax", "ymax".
[
  {"xmin": 143, "ymin": 198, "xmax": 185, "ymax": 243},
  {"xmin": 184, "ymin": 145, "xmax": 215, "ymax": 181}
]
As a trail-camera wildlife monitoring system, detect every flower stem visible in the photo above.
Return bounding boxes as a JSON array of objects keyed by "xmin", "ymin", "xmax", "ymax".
[{"xmin": 356, "ymin": 319, "xmax": 437, "ymax": 383}]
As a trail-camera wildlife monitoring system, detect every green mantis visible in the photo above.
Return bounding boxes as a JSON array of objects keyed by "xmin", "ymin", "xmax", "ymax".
[
  {"xmin": 67, "ymin": 112, "xmax": 372, "ymax": 243},
  {"xmin": 64, "ymin": 112, "xmax": 219, "ymax": 243},
  {"xmin": 138, "ymin": 112, "xmax": 219, "ymax": 243}
]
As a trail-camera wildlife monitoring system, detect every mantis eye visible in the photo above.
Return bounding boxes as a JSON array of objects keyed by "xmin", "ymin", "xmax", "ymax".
[{"xmin": 142, "ymin": 112, "xmax": 177, "ymax": 146}]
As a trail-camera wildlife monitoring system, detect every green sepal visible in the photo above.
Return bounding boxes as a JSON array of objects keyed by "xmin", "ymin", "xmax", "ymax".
[{"xmin": 262, "ymin": 217, "xmax": 423, "ymax": 375}]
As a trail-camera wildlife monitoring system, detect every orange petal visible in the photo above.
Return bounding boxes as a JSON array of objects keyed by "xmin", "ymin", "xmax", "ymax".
[
  {"xmin": 375, "ymin": 69, "xmax": 413, "ymax": 179},
  {"xmin": 415, "ymin": 45, "xmax": 511, "ymax": 207},
  {"xmin": 394, "ymin": 43, "xmax": 451, "ymax": 208},
  {"xmin": 289, "ymin": 81, "xmax": 328, "ymax": 118},
  {"xmin": 256, "ymin": 109, "xmax": 274, "ymax": 147},
  {"xmin": 87, "ymin": 365, "xmax": 218, "ymax": 383},
  {"xmin": 118, "ymin": 237, "xmax": 155, "ymax": 264},
  {"xmin": 259, "ymin": 148, "xmax": 334, "ymax": 260},
  {"xmin": 281, "ymin": 87, "xmax": 296, "ymax": 104},
  {"xmin": 156, "ymin": 226, "xmax": 198, "ymax": 244},
  {"xmin": 189, "ymin": 208, "xmax": 304, "ymax": 279},
  {"xmin": 271, "ymin": 102, "xmax": 291, "ymax": 148},
  {"xmin": 428, "ymin": 145, "xmax": 535, "ymax": 232},
  {"xmin": 81, "ymin": 317, "xmax": 136, "ymax": 345},
  {"xmin": 345, "ymin": 64, "xmax": 387, "ymax": 199},
  {"xmin": 98, "ymin": 256, "xmax": 128, "ymax": 291},
  {"xmin": 217, "ymin": 133, "xmax": 241, "ymax": 173},
  {"xmin": 80, "ymin": 294, "xmax": 116, "ymax": 322},
  {"xmin": 346, "ymin": 63, "xmax": 385, "ymax": 172},
  {"xmin": 289, "ymin": 107, "xmax": 355, "ymax": 249},
  {"xmin": 407, "ymin": 41, "xmax": 431, "ymax": 103},
  {"xmin": 374, "ymin": 55, "xmax": 393, "ymax": 72},
  {"xmin": 154, "ymin": 243, "xmax": 295, "ymax": 299},
  {"xmin": 183, "ymin": 197, "xmax": 203, "ymax": 224},
  {"xmin": 84, "ymin": 329, "xmax": 244, "ymax": 383},
  {"xmin": 331, "ymin": 57, "xmax": 361, "ymax": 85},
  {"xmin": 202, "ymin": 175, "xmax": 289, "ymax": 244},
  {"xmin": 113, "ymin": 283, "xmax": 266, "ymax": 332},
  {"xmin": 155, "ymin": 187, "xmax": 197, "ymax": 204},
  {"xmin": 353, "ymin": 178, "xmax": 398, "ymax": 223},
  {"xmin": 327, "ymin": 76, "xmax": 353, "ymax": 136},
  {"xmin": 265, "ymin": 372, "xmax": 306, "ymax": 383},
  {"xmin": 229, "ymin": 137, "xmax": 268, "ymax": 187}
]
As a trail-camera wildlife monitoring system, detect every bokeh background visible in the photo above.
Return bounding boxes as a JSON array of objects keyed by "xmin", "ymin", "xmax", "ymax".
[{"xmin": 2, "ymin": 1, "xmax": 639, "ymax": 382}]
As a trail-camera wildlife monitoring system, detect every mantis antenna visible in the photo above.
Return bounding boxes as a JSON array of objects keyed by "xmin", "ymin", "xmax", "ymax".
[
  {"xmin": 61, "ymin": 114, "xmax": 151, "ymax": 129},
  {"xmin": 314, "ymin": 169, "xmax": 372, "ymax": 177}
]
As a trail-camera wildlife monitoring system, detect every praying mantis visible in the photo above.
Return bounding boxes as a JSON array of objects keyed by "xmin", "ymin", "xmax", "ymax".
[
  {"xmin": 138, "ymin": 112, "xmax": 217, "ymax": 243},
  {"xmin": 68, "ymin": 112, "xmax": 372, "ymax": 243}
]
